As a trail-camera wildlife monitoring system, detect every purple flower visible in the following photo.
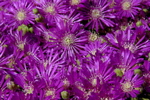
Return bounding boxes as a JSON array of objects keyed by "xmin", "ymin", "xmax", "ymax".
[
  {"xmin": 45, "ymin": 22, "xmax": 88, "ymax": 61},
  {"xmin": 85, "ymin": 0, "xmax": 115, "ymax": 31},
  {"xmin": 106, "ymin": 27, "xmax": 150, "ymax": 56},
  {"xmin": 111, "ymin": 49, "xmax": 143, "ymax": 75},
  {"xmin": 0, "ymin": 73, "xmax": 14, "ymax": 100},
  {"xmin": 114, "ymin": 71, "xmax": 144, "ymax": 98},
  {"xmin": 78, "ymin": 58, "xmax": 114, "ymax": 99},
  {"xmin": 4, "ymin": 0, "xmax": 36, "ymax": 29},
  {"xmin": 114, "ymin": 0, "xmax": 142, "ymax": 19},
  {"xmin": 37, "ymin": 0, "xmax": 68, "ymax": 25}
]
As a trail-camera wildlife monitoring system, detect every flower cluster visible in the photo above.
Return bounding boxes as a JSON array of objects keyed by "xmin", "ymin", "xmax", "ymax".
[{"xmin": 0, "ymin": 0, "xmax": 150, "ymax": 100}]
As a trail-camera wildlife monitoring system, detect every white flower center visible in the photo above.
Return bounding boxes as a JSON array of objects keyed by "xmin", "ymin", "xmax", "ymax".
[
  {"xmin": 46, "ymin": 6, "xmax": 55, "ymax": 14},
  {"xmin": 24, "ymin": 85, "xmax": 34, "ymax": 94},
  {"xmin": 17, "ymin": 11, "xmax": 26, "ymax": 21},
  {"xmin": 91, "ymin": 78, "xmax": 97, "ymax": 86},
  {"xmin": 71, "ymin": 0, "xmax": 80, "ymax": 5},
  {"xmin": 89, "ymin": 33, "xmax": 98, "ymax": 41},
  {"xmin": 121, "ymin": 81, "xmax": 133, "ymax": 92},
  {"xmin": 122, "ymin": 1, "xmax": 131, "ymax": 10},
  {"xmin": 45, "ymin": 90, "xmax": 54, "ymax": 96},
  {"xmin": 91, "ymin": 9, "xmax": 101, "ymax": 18},
  {"xmin": 63, "ymin": 35, "xmax": 74, "ymax": 46}
]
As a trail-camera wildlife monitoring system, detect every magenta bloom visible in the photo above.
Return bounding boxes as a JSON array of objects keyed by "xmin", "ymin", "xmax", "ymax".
[
  {"xmin": 85, "ymin": 0, "xmax": 115, "ymax": 31},
  {"xmin": 115, "ymin": 71, "xmax": 144, "ymax": 98},
  {"xmin": 4, "ymin": 0, "xmax": 35, "ymax": 29},
  {"xmin": 106, "ymin": 27, "xmax": 150, "ymax": 56},
  {"xmin": 37, "ymin": 0, "xmax": 68, "ymax": 25},
  {"xmin": 114, "ymin": 0, "xmax": 142, "ymax": 19},
  {"xmin": 111, "ymin": 49, "xmax": 141, "ymax": 74},
  {"xmin": 45, "ymin": 22, "xmax": 88, "ymax": 61}
]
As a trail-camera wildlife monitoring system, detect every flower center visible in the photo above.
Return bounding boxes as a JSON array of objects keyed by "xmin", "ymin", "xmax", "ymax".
[
  {"xmin": 45, "ymin": 89, "xmax": 55, "ymax": 97},
  {"xmin": 91, "ymin": 50, "xmax": 97, "ymax": 55},
  {"xmin": 63, "ymin": 79, "xmax": 70, "ymax": 87},
  {"xmin": 121, "ymin": 81, "xmax": 133, "ymax": 92},
  {"xmin": 89, "ymin": 33, "xmax": 98, "ymax": 41},
  {"xmin": 71, "ymin": 0, "xmax": 80, "ymax": 5},
  {"xmin": 91, "ymin": 78, "xmax": 97, "ymax": 86},
  {"xmin": 17, "ymin": 42, "xmax": 25, "ymax": 50},
  {"xmin": 17, "ymin": 11, "xmax": 26, "ymax": 21},
  {"xmin": 7, "ymin": 81, "xmax": 15, "ymax": 90},
  {"xmin": 91, "ymin": 9, "xmax": 101, "ymax": 18},
  {"xmin": 122, "ymin": 1, "xmax": 131, "ymax": 10},
  {"xmin": 46, "ymin": 6, "xmax": 55, "ymax": 14},
  {"xmin": 63, "ymin": 35, "xmax": 74, "ymax": 46},
  {"xmin": 24, "ymin": 85, "xmax": 34, "ymax": 94}
]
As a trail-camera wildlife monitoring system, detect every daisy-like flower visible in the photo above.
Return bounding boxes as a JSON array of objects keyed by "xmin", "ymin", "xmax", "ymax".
[
  {"xmin": 35, "ymin": 60, "xmax": 64, "ymax": 100},
  {"xmin": 38, "ymin": 48, "xmax": 64, "ymax": 69},
  {"xmin": 0, "ymin": 73, "xmax": 14, "ymax": 100},
  {"xmin": 83, "ymin": 40, "xmax": 108, "ymax": 57},
  {"xmin": 79, "ymin": 58, "xmax": 114, "ymax": 99},
  {"xmin": 112, "ymin": 49, "xmax": 142, "ymax": 75},
  {"xmin": 62, "ymin": 69, "xmax": 85, "ymax": 100},
  {"xmin": 114, "ymin": 0, "xmax": 142, "ymax": 19},
  {"xmin": 0, "ymin": 36, "xmax": 13, "ymax": 67},
  {"xmin": 45, "ymin": 22, "xmax": 87, "ymax": 61},
  {"xmin": 106, "ymin": 27, "xmax": 150, "ymax": 57},
  {"xmin": 37, "ymin": 0, "xmax": 68, "ymax": 25},
  {"xmin": 10, "ymin": 31, "xmax": 28, "ymax": 51},
  {"xmin": 4, "ymin": 0, "xmax": 36, "ymax": 29},
  {"xmin": 115, "ymin": 71, "xmax": 144, "ymax": 98},
  {"xmin": 85, "ymin": 0, "xmax": 115, "ymax": 31}
]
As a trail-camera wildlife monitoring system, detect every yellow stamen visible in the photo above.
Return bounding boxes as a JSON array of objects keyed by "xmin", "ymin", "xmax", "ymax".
[
  {"xmin": 46, "ymin": 6, "xmax": 55, "ymax": 14},
  {"xmin": 17, "ymin": 11, "xmax": 26, "ymax": 21},
  {"xmin": 89, "ymin": 33, "xmax": 98, "ymax": 41},
  {"xmin": 24, "ymin": 85, "xmax": 34, "ymax": 94},
  {"xmin": 71, "ymin": 0, "xmax": 80, "ymax": 5},
  {"xmin": 91, "ymin": 78, "xmax": 97, "ymax": 87},
  {"xmin": 91, "ymin": 9, "xmax": 101, "ymax": 18},
  {"xmin": 63, "ymin": 35, "xmax": 74, "ymax": 46},
  {"xmin": 122, "ymin": 1, "xmax": 131, "ymax": 10},
  {"xmin": 121, "ymin": 81, "xmax": 133, "ymax": 92}
]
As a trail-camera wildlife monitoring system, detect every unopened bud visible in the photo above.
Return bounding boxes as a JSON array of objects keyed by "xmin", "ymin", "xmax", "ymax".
[
  {"xmin": 114, "ymin": 68, "xmax": 123, "ymax": 77},
  {"xmin": 32, "ymin": 8, "xmax": 38, "ymax": 14},
  {"xmin": 136, "ymin": 21, "xmax": 142, "ymax": 27},
  {"xmin": 61, "ymin": 91, "xmax": 69, "ymax": 99},
  {"xmin": 143, "ymin": 9, "xmax": 148, "ymax": 13},
  {"xmin": 134, "ymin": 69, "xmax": 142, "ymax": 75},
  {"xmin": 29, "ymin": 27, "xmax": 33, "ymax": 33}
]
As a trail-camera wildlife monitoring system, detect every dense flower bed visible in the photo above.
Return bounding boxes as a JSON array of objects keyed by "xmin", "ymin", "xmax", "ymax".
[{"xmin": 0, "ymin": 0, "xmax": 150, "ymax": 100}]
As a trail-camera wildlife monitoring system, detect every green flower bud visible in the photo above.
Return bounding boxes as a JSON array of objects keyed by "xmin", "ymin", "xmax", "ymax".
[
  {"xmin": 17, "ymin": 26, "xmax": 22, "ymax": 31},
  {"xmin": 143, "ymin": 9, "xmax": 148, "ymax": 13},
  {"xmin": 61, "ymin": 91, "xmax": 69, "ymax": 99},
  {"xmin": 3, "ymin": 45, "xmax": 8, "ymax": 47},
  {"xmin": 29, "ymin": 27, "xmax": 33, "ymax": 33},
  {"xmin": 136, "ymin": 21, "xmax": 142, "ymax": 27},
  {"xmin": 33, "ymin": 8, "xmax": 38, "ymax": 14},
  {"xmin": 35, "ymin": 15, "xmax": 43, "ymax": 22},
  {"xmin": 22, "ymin": 26, "xmax": 29, "ymax": 35},
  {"xmin": 134, "ymin": 69, "xmax": 142, "ymax": 75},
  {"xmin": 114, "ymin": 68, "xmax": 123, "ymax": 77}
]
